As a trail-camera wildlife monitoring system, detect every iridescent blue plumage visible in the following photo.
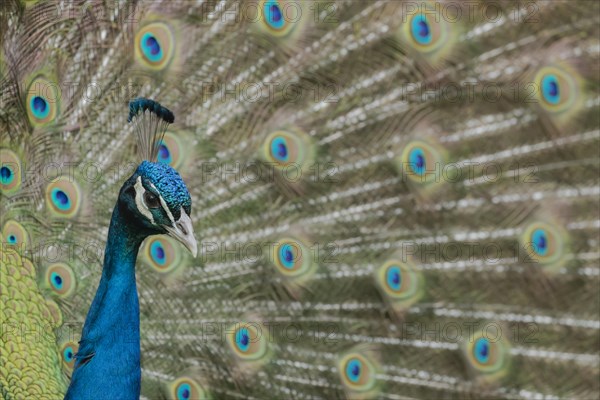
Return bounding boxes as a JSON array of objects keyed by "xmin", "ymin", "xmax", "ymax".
[
  {"xmin": 541, "ymin": 74, "xmax": 560, "ymax": 105},
  {"xmin": 31, "ymin": 96, "xmax": 49, "ymax": 118},
  {"xmin": 3, "ymin": 3, "xmax": 598, "ymax": 399},
  {"xmin": 408, "ymin": 147, "xmax": 426, "ymax": 175},
  {"xmin": 271, "ymin": 136, "xmax": 289, "ymax": 162},
  {"xmin": 474, "ymin": 338, "xmax": 490, "ymax": 364},
  {"xmin": 141, "ymin": 33, "xmax": 163, "ymax": 62},
  {"xmin": 346, "ymin": 358, "xmax": 362, "ymax": 383},
  {"xmin": 236, "ymin": 327, "xmax": 251, "ymax": 352},
  {"xmin": 51, "ymin": 188, "xmax": 71, "ymax": 210},
  {"xmin": 65, "ymin": 160, "xmax": 195, "ymax": 399},
  {"xmin": 137, "ymin": 161, "xmax": 191, "ymax": 218},
  {"xmin": 65, "ymin": 101, "xmax": 195, "ymax": 400},
  {"xmin": 0, "ymin": 166, "xmax": 12, "ymax": 184},
  {"xmin": 150, "ymin": 240, "xmax": 167, "ymax": 266},
  {"xmin": 177, "ymin": 383, "xmax": 192, "ymax": 400},
  {"xmin": 64, "ymin": 201, "xmax": 144, "ymax": 400},
  {"xmin": 157, "ymin": 142, "xmax": 172, "ymax": 164},
  {"xmin": 264, "ymin": 0, "xmax": 285, "ymax": 30},
  {"xmin": 51, "ymin": 272, "xmax": 63, "ymax": 289},
  {"xmin": 386, "ymin": 265, "xmax": 402, "ymax": 291},
  {"xmin": 531, "ymin": 228, "xmax": 548, "ymax": 256},
  {"xmin": 411, "ymin": 14, "xmax": 432, "ymax": 45},
  {"xmin": 279, "ymin": 243, "xmax": 295, "ymax": 269},
  {"xmin": 63, "ymin": 346, "xmax": 75, "ymax": 363}
]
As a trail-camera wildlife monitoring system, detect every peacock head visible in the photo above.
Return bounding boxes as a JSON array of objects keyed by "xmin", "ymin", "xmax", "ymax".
[
  {"xmin": 120, "ymin": 97, "xmax": 197, "ymax": 257},
  {"xmin": 119, "ymin": 161, "xmax": 197, "ymax": 257}
]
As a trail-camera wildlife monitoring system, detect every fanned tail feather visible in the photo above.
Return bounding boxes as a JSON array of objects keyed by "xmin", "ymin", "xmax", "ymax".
[{"xmin": 0, "ymin": 1, "xmax": 599, "ymax": 399}]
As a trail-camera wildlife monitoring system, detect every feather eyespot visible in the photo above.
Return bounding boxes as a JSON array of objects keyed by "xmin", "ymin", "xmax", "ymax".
[
  {"xmin": 157, "ymin": 131, "xmax": 186, "ymax": 169},
  {"xmin": 167, "ymin": 377, "xmax": 207, "ymax": 400},
  {"xmin": 260, "ymin": 129, "xmax": 315, "ymax": 173},
  {"xmin": 265, "ymin": 131, "xmax": 299, "ymax": 167},
  {"xmin": 346, "ymin": 358, "xmax": 363, "ymax": 383},
  {"xmin": 64, "ymin": 346, "xmax": 74, "ymax": 362},
  {"xmin": 264, "ymin": 0, "xmax": 285, "ymax": 30},
  {"xmin": 270, "ymin": 136, "xmax": 290, "ymax": 163},
  {"xmin": 25, "ymin": 76, "xmax": 60, "ymax": 127},
  {"xmin": 2, "ymin": 220, "xmax": 29, "ymax": 249},
  {"xmin": 473, "ymin": 337, "xmax": 491, "ymax": 364},
  {"xmin": 399, "ymin": 6, "xmax": 456, "ymax": 65},
  {"xmin": 397, "ymin": 140, "xmax": 444, "ymax": 186},
  {"xmin": 534, "ymin": 65, "xmax": 581, "ymax": 116},
  {"xmin": 45, "ymin": 263, "xmax": 76, "ymax": 298},
  {"xmin": 143, "ymin": 235, "xmax": 184, "ymax": 273},
  {"xmin": 0, "ymin": 149, "xmax": 22, "ymax": 196},
  {"xmin": 531, "ymin": 228, "xmax": 549, "ymax": 257},
  {"xmin": 277, "ymin": 242, "xmax": 299, "ymax": 270},
  {"xmin": 405, "ymin": 11, "xmax": 450, "ymax": 53},
  {"xmin": 375, "ymin": 260, "xmax": 424, "ymax": 310},
  {"xmin": 177, "ymin": 383, "xmax": 192, "ymax": 400},
  {"xmin": 541, "ymin": 74, "xmax": 560, "ymax": 105},
  {"xmin": 45, "ymin": 178, "xmax": 82, "ymax": 218},
  {"xmin": 410, "ymin": 14, "xmax": 433, "ymax": 45},
  {"xmin": 135, "ymin": 22, "xmax": 175, "ymax": 71},
  {"xmin": 407, "ymin": 145, "xmax": 431, "ymax": 176},
  {"xmin": 0, "ymin": 164, "xmax": 14, "ymax": 184},
  {"xmin": 520, "ymin": 221, "xmax": 566, "ymax": 268},
  {"xmin": 271, "ymin": 237, "xmax": 316, "ymax": 279},
  {"xmin": 385, "ymin": 265, "xmax": 402, "ymax": 291},
  {"xmin": 157, "ymin": 142, "xmax": 172, "ymax": 165},
  {"xmin": 226, "ymin": 323, "xmax": 268, "ymax": 361},
  {"xmin": 338, "ymin": 353, "xmax": 378, "ymax": 394},
  {"xmin": 408, "ymin": 147, "xmax": 427, "ymax": 176},
  {"xmin": 59, "ymin": 341, "xmax": 79, "ymax": 370},
  {"xmin": 464, "ymin": 331, "xmax": 510, "ymax": 380},
  {"xmin": 257, "ymin": 0, "xmax": 301, "ymax": 38}
]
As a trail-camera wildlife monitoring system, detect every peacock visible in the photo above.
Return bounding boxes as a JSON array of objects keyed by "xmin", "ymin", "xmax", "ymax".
[
  {"xmin": 63, "ymin": 98, "xmax": 198, "ymax": 399},
  {"xmin": 0, "ymin": 0, "xmax": 599, "ymax": 399}
]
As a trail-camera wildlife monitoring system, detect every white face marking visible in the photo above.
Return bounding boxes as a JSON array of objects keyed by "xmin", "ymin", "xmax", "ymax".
[
  {"xmin": 134, "ymin": 176, "xmax": 154, "ymax": 224},
  {"xmin": 149, "ymin": 182, "xmax": 175, "ymax": 225}
]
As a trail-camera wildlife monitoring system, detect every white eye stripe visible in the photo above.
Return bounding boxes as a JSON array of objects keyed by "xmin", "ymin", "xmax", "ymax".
[
  {"xmin": 134, "ymin": 178, "xmax": 177, "ymax": 226},
  {"xmin": 134, "ymin": 176, "xmax": 154, "ymax": 224},
  {"xmin": 149, "ymin": 182, "xmax": 176, "ymax": 225}
]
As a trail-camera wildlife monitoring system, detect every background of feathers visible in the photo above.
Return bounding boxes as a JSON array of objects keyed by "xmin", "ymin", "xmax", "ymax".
[{"xmin": 1, "ymin": 0, "xmax": 599, "ymax": 399}]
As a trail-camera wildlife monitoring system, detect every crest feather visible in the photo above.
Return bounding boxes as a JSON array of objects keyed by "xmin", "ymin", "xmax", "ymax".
[{"xmin": 128, "ymin": 98, "xmax": 175, "ymax": 162}]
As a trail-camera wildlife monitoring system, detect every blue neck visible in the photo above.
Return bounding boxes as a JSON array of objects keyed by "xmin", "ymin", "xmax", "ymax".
[
  {"xmin": 101, "ymin": 205, "xmax": 145, "ymax": 280},
  {"xmin": 84, "ymin": 204, "xmax": 145, "ymax": 331},
  {"xmin": 68, "ymin": 203, "xmax": 146, "ymax": 399}
]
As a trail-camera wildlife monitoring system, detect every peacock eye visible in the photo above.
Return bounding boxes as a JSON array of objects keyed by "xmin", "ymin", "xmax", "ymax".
[{"xmin": 144, "ymin": 191, "xmax": 160, "ymax": 209}]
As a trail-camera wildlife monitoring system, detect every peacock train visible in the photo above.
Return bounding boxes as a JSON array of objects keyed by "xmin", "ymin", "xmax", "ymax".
[{"xmin": 0, "ymin": 0, "xmax": 599, "ymax": 399}]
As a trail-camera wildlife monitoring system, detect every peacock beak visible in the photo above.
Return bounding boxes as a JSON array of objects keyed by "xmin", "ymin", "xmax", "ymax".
[{"xmin": 163, "ymin": 209, "xmax": 198, "ymax": 258}]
